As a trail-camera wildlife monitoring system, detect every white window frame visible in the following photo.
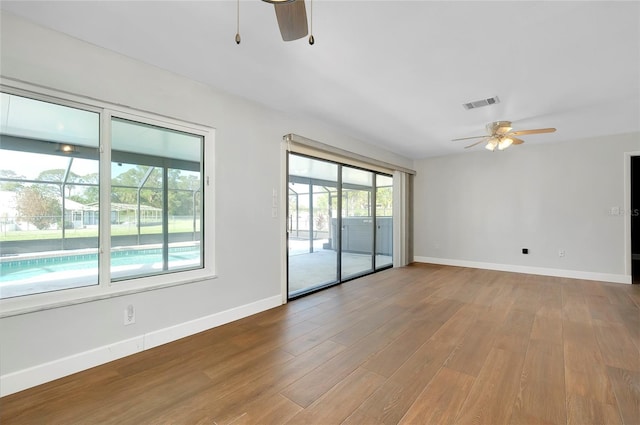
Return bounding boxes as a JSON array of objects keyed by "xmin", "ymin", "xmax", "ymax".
[{"xmin": 0, "ymin": 81, "xmax": 216, "ymax": 317}]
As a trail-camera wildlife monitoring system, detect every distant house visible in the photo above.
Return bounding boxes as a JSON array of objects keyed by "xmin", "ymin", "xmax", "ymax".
[
  {"xmin": 63, "ymin": 198, "xmax": 98, "ymax": 228},
  {"xmin": 86, "ymin": 202, "xmax": 162, "ymax": 226},
  {"xmin": 0, "ymin": 192, "xmax": 160, "ymax": 230}
]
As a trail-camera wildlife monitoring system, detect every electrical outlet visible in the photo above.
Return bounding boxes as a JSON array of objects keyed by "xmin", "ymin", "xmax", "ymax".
[
  {"xmin": 558, "ymin": 250, "xmax": 565, "ymax": 258},
  {"xmin": 124, "ymin": 304, "xmax": 135, "ymax": 325}
]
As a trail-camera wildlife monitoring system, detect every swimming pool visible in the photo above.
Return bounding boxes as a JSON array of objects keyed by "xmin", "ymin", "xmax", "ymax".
[{"xmin": 0, "ymin": 245, "xmax": 201, "ymax": 299}]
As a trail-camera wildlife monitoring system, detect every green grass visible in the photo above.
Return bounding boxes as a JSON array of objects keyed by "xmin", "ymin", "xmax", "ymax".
[{"xmin": 0, "ymin": 220, "xmax": 200, "ymax": 242}]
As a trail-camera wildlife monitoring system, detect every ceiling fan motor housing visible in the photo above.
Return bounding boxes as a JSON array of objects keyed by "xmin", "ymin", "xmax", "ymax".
[{"xmin": 487, "ymin": 121, "xmax": 513, "ymax": 135}]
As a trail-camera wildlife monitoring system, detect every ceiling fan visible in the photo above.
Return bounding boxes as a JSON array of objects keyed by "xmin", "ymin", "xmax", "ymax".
[
  {"xmin": 236, "ymin": 0, "xmax": 314, "ymax": 44},
  {"xmin": 264, "ymin": 0, "xmax": 312, "ymax": 42},
  {"xmin": 452, "ymin": 121, "xmax": 556, "ymax": 151}
]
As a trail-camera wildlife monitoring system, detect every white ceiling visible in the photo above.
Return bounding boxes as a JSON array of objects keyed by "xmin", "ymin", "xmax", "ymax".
[{"xmin": 1, "ymin": 1, "xmax": 639, "ymax": 158}]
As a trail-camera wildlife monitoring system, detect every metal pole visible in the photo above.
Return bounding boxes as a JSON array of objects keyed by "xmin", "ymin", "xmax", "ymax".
[
  {"xmin": 192, "ymin": 190, "xmax": 197, "ymax": 241},
  {"xmin": 61, "ymin": 157, "xmax": 74, "ymax": 250},
  {"xmin": 371, "ymin": 174, "xmax": 377, "ymax": 271},
  {"xmin": 337, "ymin": 166, "xmax": 342, "ymax": 282},
  {"xmin": 136, "ymin": 190, "xmax": 141, "ymax": 245},
  {"xmin": 308, "ymin": 181, "xmax": 313, "ymax": 253},
  {"xmin": 138, "ymin": 167, "xmax": 155, "ymax": 246},
  {"xmin": 162, "ymin": 167, "xmax": 169, "ymax": 270},
  {"xmin": 60, "ymin": 184, "xmax": 65, "ymax": 250}
]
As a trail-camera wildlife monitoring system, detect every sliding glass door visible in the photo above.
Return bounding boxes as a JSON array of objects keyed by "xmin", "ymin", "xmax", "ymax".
[
  {"xmin": 288, "ymin": 155, "xmax": 339, "ymax": 296},
  {"xmin": 287, "ymin": 153, "xmax": 392, "ymax": 298},
  {"xmin": 341, "ymin": 167, "xmax": 374, "ymax": 280},
  {"xmin": 376, "ymin": 174, "xmax": 393, "ymax": 269}
]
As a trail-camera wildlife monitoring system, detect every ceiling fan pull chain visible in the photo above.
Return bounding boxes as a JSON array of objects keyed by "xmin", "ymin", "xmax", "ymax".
[
  {"xmin": 308, "ymin": 0, "xmax": 315, "ymax": 45},
  {"xmin": 235, "ymin": 0, "xmax": 241, "ymax": 44}
]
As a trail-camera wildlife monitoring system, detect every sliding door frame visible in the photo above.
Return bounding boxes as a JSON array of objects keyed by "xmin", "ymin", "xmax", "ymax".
[
  {"xmin": 285, "ymin": 152, "xmax": 394, "ymax": 300},
  {"xmin": 281, "ymin": 134, "xmax": 416, "ymax": 304}
]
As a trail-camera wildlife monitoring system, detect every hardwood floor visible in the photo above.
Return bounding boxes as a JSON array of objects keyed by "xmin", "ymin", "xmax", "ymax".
[{"xmin": 2, "ymin": 264, "xmax": 639, "ymax": 424}]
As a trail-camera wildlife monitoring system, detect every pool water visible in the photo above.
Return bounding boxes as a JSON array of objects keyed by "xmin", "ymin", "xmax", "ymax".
[{"xmin": 0, "ymin": 247, "xmax": 201, "ymax": 298}]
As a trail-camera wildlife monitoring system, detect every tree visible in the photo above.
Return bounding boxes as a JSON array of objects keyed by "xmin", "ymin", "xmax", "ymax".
[
  {"xmin": 0, "ymin": 169, "xmax": 25, "ymax": 191},
  {"xmin": 376, "ymin": 186, "xmax": 393, "ymax": 216},
  {"xmin": 37, "ymin": 168, "xmax": 86, "ymax": 198},
  {"xmin": 16, "ymin": 185, "xmax": 62, "ymax": 230},
  {"xmin": 112, "ymin": 165, "xmax": 157, "ymax": 206},
  {"xmin": 343, "ymin": 189, "xmax": 372, "ymax": 217},
  {"xmin": 168, "ymin": 170, "xmax": 201, "ymax": 216},
  {"xmin": 69, "ymin": 171, "xmax": 99, "ymax": 205}
]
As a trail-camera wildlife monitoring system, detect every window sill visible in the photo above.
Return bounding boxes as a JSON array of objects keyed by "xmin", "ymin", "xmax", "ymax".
[{"xmin": 0, "ymin": 273, "xmax": 218, "ymax": 318}]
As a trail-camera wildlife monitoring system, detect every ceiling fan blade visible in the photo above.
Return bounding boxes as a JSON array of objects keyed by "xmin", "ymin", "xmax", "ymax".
[
  {"xmin": 509, "ymin": 128, "xmax": 556, "ymax": 136},
  {"xmin": 452, "ymin": 135, "xmax": 487, "ymax": 142},
  {"xmin": 464, "ymin": 138, "xmax": 487, "ymax": 149},
  {"xmin": 274, "ymin": 1, "xmax": 308, "ymax": 41},
  {"xmin": 510, "ymin": 137, "xmax": 525, "ymax": 145}
]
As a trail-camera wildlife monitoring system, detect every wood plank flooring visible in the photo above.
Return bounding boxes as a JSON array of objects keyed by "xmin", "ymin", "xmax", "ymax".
[{"xmin": 2, "ymin": 263, "xmax": 639, "ymax": 424}]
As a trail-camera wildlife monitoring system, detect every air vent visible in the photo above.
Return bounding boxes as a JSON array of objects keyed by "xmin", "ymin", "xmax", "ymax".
[{"xmin": 463, "ymin": 96, "xmax": 500, "ymax": 110}]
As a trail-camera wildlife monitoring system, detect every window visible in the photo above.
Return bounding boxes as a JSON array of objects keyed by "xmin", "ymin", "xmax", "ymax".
[
  {"xmin": 109, "ymin": 117, "xmax": 203, "ymax": 282},
  {"xmin": 0, "ymin": 89, "xmax": 214, "ymax": 310}
]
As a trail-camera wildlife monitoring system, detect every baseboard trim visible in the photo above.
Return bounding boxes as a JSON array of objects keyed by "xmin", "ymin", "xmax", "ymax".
[
  {"xmin": 143, "ymin": 295, "xmax": 282, "ymax": 349},
  {"xmin": 413, "ymin": 256, "xmax": 632, "ymax": 284},
  {"xmin": 0, "ymin": 295, "xmax": 282, "ymax": 397}
]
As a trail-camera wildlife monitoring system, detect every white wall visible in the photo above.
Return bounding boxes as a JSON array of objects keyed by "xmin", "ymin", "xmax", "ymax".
[
  {"xmin": 0, "ymin": 12, "xmax": 413, "ymax": 393},
  {"xmin": 413, "ymin": 132, "xmax": 639, "ymax": 282}
]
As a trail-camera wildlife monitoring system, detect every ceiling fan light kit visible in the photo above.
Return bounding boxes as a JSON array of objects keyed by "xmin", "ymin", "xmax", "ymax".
[
  {"xmin": 453, "ymin": 120, "xmax": 556, "ymax": 152},
  {"xmin": 499, "ymin": 137, "xmax": 513, "ymax": 150},
  {"xmin": 484, "ymin": 137, "xmax": 513, "ymax": 151}
]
